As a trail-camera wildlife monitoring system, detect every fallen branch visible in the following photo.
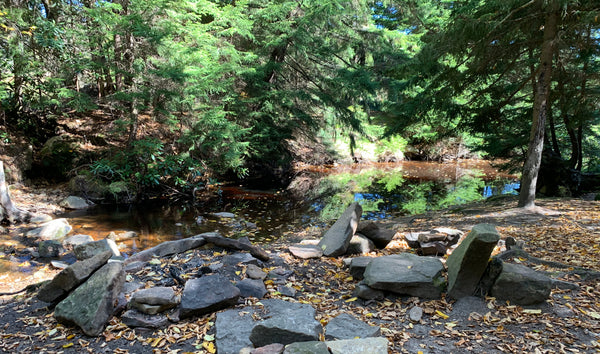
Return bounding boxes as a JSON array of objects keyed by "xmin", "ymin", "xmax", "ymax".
[{"xmin": 497, "ymin": 249, "xmax": 600, "ymax": 281}]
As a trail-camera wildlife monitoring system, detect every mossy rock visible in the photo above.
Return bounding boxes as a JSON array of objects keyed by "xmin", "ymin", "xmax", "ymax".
[
  {"xmin": 69, "ymin": 175, "xmax": 109, "ymax": 201},
  {"xmin": 107, "ymin": 181, "xmax": 136, "ymax": 203}
]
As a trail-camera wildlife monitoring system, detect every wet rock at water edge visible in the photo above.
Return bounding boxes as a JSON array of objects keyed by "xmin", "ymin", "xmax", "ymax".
[
  {"xmin": 38, "ymin": 240, "xmax": 62, "ymax": 258},
  {"xmin": 53, "ymin": 260, "xmax": 125, "ymax": 336},
  {"xmin": 59, "ymin": 196, "xmax": 92, "ymax": 210},
  {"xmin": 363, "ymin": 253, "xmax": 446, "ymax": 299},
  {"xmin": 25, "ymin": 218, "xmax": 72, "ymax": 242},
  {"xmin": 318, "ymin": 202, "xmax": 362, "ymax": 257},
  {"xmin": 179, "ymin": 274, "xmax": 240, "ymax": 319},
  {"xmin": 325, "ymin": 313, "xmax": 380, "ymax": 340},
  {"xmin": 74, "ymin": 238, "xmax": 120, "ymax": 260}
]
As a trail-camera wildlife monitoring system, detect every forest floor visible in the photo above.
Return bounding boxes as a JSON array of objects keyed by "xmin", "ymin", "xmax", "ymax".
[{"xmin": 0, "ymin": 186, "xmax": 599, "ymax": 353}]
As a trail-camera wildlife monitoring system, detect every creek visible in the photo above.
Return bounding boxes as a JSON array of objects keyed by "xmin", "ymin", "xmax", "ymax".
[{"xmin": 0, "ymin": 160, "xmax": 517, "ymax": 289}]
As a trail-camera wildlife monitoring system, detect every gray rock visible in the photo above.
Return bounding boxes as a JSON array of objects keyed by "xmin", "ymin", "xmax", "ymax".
[
  {"xmin": 54, "ymin": 261, "xmax": 125, "ymax": 336},
  {"xmin": 325, "ymin": 337, "xmax": 389, "ymax": 354},
  {"xmin": 222, "ymin": 252, "xmax": 259, "ymax": 266},
  {"xmin": 357, "ymin": 221, "xmax": 395, "ymax": 249},
  {"xmin": 131, "ymin": 303, "xmax": 163, "ymax": 315},
  {"xmin": 318, "ymin": 202, "xmax": 362, "ymax": 257},
  {"xmin": 403, "ymin": 232, "xmax": 423, "ymax": 249},
  {"xmin": 249, "ymin": 299, "xmax": 321, "ymax": 347},
  {"xmin": 62, "ymin": 234, "xmax": 94, "ymax": 249},
  {"xmin": 251, "ymin": 343, "xmax": 285, "ymax": 354},
  {"xmin": 432, "ymin": 227, "xmax": 464, "ymax": 239},
  {"xmin": 180, "ymin": 274, "xmax": 240, "ymax": 319},
  {"xmin": 446, "ymin": 223, "xmax": 500, "ymax": 299},
  {"xmin": 213, "ymin": 212, "xmax": 236, "ymax": 218},
  {"xmin": 74, "ymin": 238, "xmax": 120, "ymax": 260},
  {"xmin": 353, "ymin": 282, "xmax": 384, "ymax": 301},
  {"xmin": 346, "ymin": 234, "xmax": 375, "ymax": 255},
  {"xmin": 30, "ymin": 214, "xmax": 53, "ymax": 224},
  {"xmin": 25, "ymin": 218, "xmax": 72, "ymax": 242},
  {"xmin": 121, "ymin": 309, "xmax": 169, "ymax": 329},
  {"xmin": 288, "ymin": 244, "xmax": 323, "ymax": 259},
  {"xmin": 408, "ymin": 306, "xmax": 423, "ymax": 322},
  {"xmin": 123, "ymin": 281, "xmax": 144, "ymax": 294},
  {"xmin": 246, "ymin": 264, "xmax": 267, "ymax": 280},
  {"xmin": 216, "ymin": 309, "xmax": 256, "ymax": 354},
  {"xmin": 490, "ymin": 263, "xmax": 552, "ymax": 305},
  {"xmin": 325, "ymin": 313, "xmax": 380, "ymax": 340},
  {"xmin": 125, "ymin": 233, "xmax": 210, "ymax": 264},
  {"xmin": 50, "ymin": 260, "xmax": 69, "ymax": 269},
  {"xmin": 124, "ymin": 261, "xmax": 146, "ymax": 273},
  {"xmin": 363, "ymin": 254, "xmax": 446, "ymax": 299},
  {"xmin": 107, "ymin": 231, "xmax": 138, "ymax": 242},
  {"xmin": 59, "ymin": 196, "xmax": 91, "ymax": 210},
  {"xmin": 277, "ymin": 285, "xmax": 297, "ymax": 298},
  {"xmin": 130, "ymin": 287, "xmax": 179, "ymax": 314},
  {"xmin": 283, "ymin": 341, "xmax": 329, "ymax": 354},
  {"xmin": 38, "ymin": 240, "xmax": 62, "ymax": 258},
  {"xmin": 37, "ymin": 251, "xmax": 113, "ymax": 303},
  {"xmin": 236, "ymin": 278, "xmax": 267, "ymax": 298},
  {"xmin": 349, "ymin": 257, "xmax": 374, "ymax": 280}
]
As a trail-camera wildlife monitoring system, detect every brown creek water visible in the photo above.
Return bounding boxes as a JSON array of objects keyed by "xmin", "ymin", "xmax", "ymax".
[{"xmin": 0, "ymin": 160, "xmax": 517, "ymax": 292}]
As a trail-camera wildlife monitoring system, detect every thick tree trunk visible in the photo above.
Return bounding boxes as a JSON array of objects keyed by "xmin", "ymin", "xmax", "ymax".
[
  {"xmin": 518, "ymin": 2, "xmax": 559, "ymax": 208},
  {"xmin": 0, "ymin": 161, "xmax": 30, "ymax": 224}
]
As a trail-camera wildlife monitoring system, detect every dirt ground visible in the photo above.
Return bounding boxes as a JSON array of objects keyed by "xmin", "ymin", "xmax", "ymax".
[{"xmin": 1, "ymin": 192, "xmax": 599, "ymax": 353}]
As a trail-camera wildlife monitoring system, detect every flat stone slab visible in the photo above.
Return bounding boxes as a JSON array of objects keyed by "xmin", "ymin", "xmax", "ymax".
[
  {"xmin": 130, "ymin": 287, "xmax": 179, "ymax": 314},
  {"xmin": 121, "ymin": 309, "xmax": 169, "ymax": 329},
  {"xmin": 249, "ymin": 299, "xmax": 321, "ymax": 347},
  {"xmin": 363, "ymin": 253, "xmax": 445, "ymax": 299},
  {"xmin": 446, "ymin": 223, "xmax": 500, "ymax": 299},
  {"xmin": 38, "ymin": 251, "xmax": 113, "ymax": 303},
  {"xmin": 289, "ymin": 244, "xmax": 323, "ymax": 259},
  {"xmin": 325, "ymin": 337, "xmax": 389, "ymax": 354},
  {"xmin": 325, "ymin": 313, "xmax": 380, "ymax": 340},
  {"xmin": 236, "ymin": 278, "xmax": 267, "ymax": 298},
  {"xmin": 216, "ymin": 309, "xmax": 257, "ymax": 354},
  {"xmin": 318, "ymin": 202, "xmax": 362, "ymax": 257},
  {"xmin": 180, "ymin": 274, "xmax": 240, "ymax": 319},
  {"xmin": 491, "ymin": 263, "xmax": 552, "ymax": 305},
  {"xmin": 54, "ymin": 260, "xmax": 125, "ymax": 336}
]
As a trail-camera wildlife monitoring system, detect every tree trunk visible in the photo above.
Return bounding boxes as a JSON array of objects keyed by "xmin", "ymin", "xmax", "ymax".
[
  {"xmin": 518, "ymin": 2, "xmax": 559, "ymax": 208},
  {"xmin": 0, "ymin": 161, "xmax": 30, "ymax": 224}
]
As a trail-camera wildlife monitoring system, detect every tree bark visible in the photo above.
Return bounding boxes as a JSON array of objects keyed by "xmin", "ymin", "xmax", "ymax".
[
  {"xmin": 0, "ymin": 161, "xmax": 30, "ymax": 224},
  {"xmin": 518, "ymin": 2, "xmax": 559, "ymax": 208}
]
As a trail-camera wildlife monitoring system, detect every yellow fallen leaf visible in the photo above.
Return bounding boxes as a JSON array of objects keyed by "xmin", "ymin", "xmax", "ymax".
[
  {"xmin": 345, "ymin": 297, "xmax": 358, "ymax": 303},
  {"xmin": 202, "ymin": 341, "xmax": 216, "ymax": 353},
  {"xmin": 62, "ymin": 343, "xmax": 73, "ymax": 348},
  {"xmin": 435, "ymin": 310, "xmax": 449, "ymax": 319},
  {"xmin": 522, "ymin": 309, "xmax": 542, "ymax": 314},
  {"xmin": 345, "ymin": 276, "xmax": 353, "ymax": 281}
]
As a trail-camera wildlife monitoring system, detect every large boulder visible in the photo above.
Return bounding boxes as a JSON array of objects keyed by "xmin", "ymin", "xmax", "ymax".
[
  {"xmin": 490, "ymin": 263, "xmax": 552, "ymax": 305},
  {"xmin": 180, "ymin": 275, "xmax": 240, "ymax": 319},
  {"xmin": 318, "ymin": 203, "xmax": 362, "ymax": 257},
  {"xmin": 363, "ymin": 253, "xmax": 446, "ymax": 299},
  {"xmin": 74, "ymin": 238, "xmax": 120, "ymax": 260},
  {"xmin": 446, "ymin": 223, "xmax": 500, "ymax": 299},
  {"xmin": 54, "ymin": 260, "xmax": 125, "ymax": 336},
  {"xmin": 25, "ymin": 218, "xmax": 72, "ymax": 242},
  {"xmin": 356, "ymin": 221, "xmax": 395, "ymax": 249},
  {"xmin": 249, "ymin": 299, "xmax": 322, "ymax": 347},
  {"xmin": 37, "ymin": 251, "xmax": 113, "ymax": 303},
  {"xmin": 59, "ymin": 196, "xmax": 92, "ymax": 210}
]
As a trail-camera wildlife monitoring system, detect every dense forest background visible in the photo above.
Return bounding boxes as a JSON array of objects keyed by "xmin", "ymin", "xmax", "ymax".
[{"xmin": 1, "ymin": 0, "xmax": 599, "ymax": 207}]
